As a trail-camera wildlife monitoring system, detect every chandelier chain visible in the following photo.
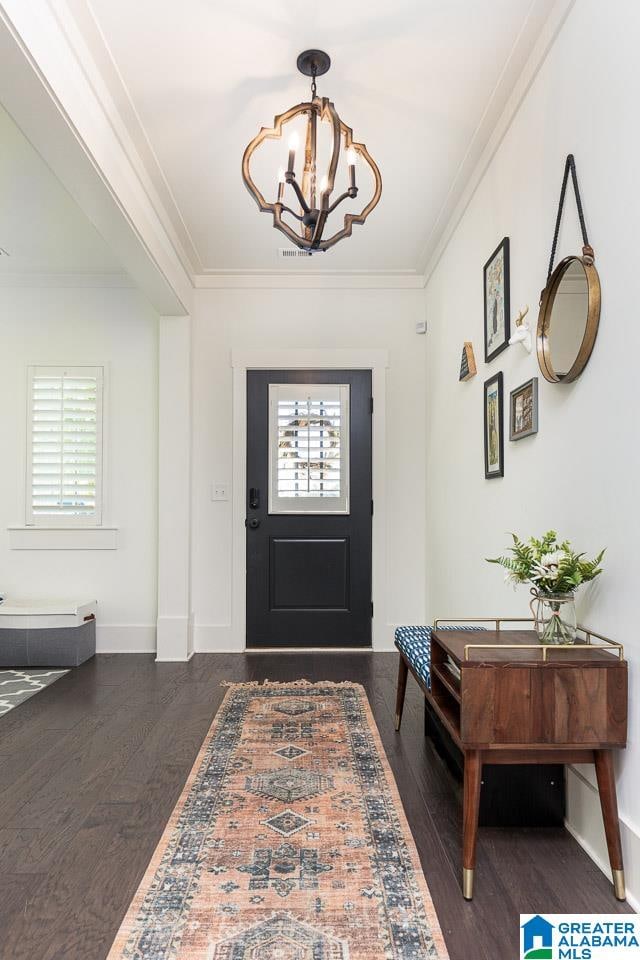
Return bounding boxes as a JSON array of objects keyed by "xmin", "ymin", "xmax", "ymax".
[{"xmin": 311, "ymin": 64, "xmax": 317, "ymax": 99}]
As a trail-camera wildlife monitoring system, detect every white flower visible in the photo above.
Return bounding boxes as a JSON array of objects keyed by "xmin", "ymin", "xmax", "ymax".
[{"xmin": 541, "ymin": 550, "xmax": 566, "ymax": 568}]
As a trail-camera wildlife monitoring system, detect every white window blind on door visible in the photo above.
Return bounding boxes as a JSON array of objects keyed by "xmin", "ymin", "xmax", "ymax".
[
  {"xmin": 26, "ymin": 366, "xmax": 104, "ymax": 525},
  {"xmin": 268, "ymin": 383, "xmax": 350, "ymax": 514}
]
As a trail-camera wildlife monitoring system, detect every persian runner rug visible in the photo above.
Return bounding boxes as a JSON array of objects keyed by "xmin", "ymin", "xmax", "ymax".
[
  {"xmin": 107, "ymin": 681, "xmax": 449, "ymax": 960},
  {"xmin": 0, "ymin": 668, "xmax": 68, "ymax": 716}
]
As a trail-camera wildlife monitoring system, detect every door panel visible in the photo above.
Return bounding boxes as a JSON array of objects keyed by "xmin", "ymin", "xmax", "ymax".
[
  {"xmin": 269, "ymin": 538, "xmax": 350, "ymax": 610},
  {"xmin": 246, "ymin": 369, "xmax": 372, "ymax": 648}
]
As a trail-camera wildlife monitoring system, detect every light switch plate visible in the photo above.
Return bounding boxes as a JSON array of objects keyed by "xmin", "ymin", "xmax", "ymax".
[{"xmin": 211, "ymin": 481, "xmax": 229, "ymax": 501}]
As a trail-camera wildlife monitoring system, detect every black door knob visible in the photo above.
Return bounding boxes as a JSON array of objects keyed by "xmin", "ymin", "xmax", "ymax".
[{"xmin": 246, "ymin": 518, "xmax": 260, "ymax": 530}]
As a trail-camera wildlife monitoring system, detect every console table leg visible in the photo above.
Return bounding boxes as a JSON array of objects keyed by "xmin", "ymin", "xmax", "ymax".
[
  {"xmin": 594, "ymin": 750, "xmax": 626, "ymax": 900},
  {"xmin": 395, "ymin": 656, "xmax": 409, "ymax": 731},
  {"xmin": 462, "ymin": 750, "xmax": 482, "ymax": 900}
]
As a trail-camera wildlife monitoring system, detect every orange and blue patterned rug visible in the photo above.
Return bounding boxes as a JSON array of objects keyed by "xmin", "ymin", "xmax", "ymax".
[{"xmin": 107, "ymin": 680, "xmax": 449, "ymax": 959}]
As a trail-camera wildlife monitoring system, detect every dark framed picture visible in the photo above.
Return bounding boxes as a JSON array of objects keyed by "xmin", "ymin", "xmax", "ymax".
[
  {"xmin": 510, "ymin": 377, "xmax": 538, "ymax": 441},
  {"xmin": 483, "ymin": 237, "xmax": 510, "ymax": 362},
  {"xmin": 484, "ymin": 372, "xmax": 504, "ymax": 478}
]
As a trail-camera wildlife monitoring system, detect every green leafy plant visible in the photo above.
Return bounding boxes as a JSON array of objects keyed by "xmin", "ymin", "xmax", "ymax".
[{"xmin": 487, "ymin": 530, "xmax": 604, "ymax": 595}]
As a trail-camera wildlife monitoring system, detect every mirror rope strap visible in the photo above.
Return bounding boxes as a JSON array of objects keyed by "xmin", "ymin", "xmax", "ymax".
[{"xmin": 547, "ymin": 154, "xmax": 590, "ymax": 283}]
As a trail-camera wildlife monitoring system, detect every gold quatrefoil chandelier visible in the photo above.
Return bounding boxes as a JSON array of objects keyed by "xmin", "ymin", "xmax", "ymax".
[{"xmin": 242, "ymin": 49, "xmax": 382, "ymax": 254}]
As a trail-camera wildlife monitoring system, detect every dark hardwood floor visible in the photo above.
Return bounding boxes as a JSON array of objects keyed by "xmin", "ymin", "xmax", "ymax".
[{"xmin": 0, "ymin": 652, "xmax": 631, "ymax": 959}]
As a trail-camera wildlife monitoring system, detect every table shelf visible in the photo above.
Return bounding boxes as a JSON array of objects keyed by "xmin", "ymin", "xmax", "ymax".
[{"xmin": 431, "ymin": 662, "xmax": 461, "ymax": 703}]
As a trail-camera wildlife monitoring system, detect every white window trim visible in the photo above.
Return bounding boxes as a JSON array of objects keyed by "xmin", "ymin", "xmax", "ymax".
[
  {"xmin": 8, "ymin": 526, "xmax": 118, "ymax": 550},
  {"xmin": 25, "ymin": 364, "xmax": 105, "ymax": 528},
  {"xmin": 268, "ymin": 383, "xmax": 350, "ymax": 515}
]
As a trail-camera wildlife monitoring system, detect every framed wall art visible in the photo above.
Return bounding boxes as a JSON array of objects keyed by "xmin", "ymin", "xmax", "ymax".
[
  {"xmin": 509, "ymin": 377, "xmax": 538, "ymax": 441},
  {"xmin": 459, "ymin": 342, "xmax": 477, "ymax": 381},
  {"xmin": 484, "ymin": 372, "xmax": 504, "ymax": 478},
  {"xmin": 484, "ymin": 237, "xmax": 510, "ymax": 362}
]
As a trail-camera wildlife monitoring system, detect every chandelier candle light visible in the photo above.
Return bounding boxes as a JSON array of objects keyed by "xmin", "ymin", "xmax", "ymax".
[{"xmin": 242, "ymin": 50, "xmax": 382, "ymax": 253}]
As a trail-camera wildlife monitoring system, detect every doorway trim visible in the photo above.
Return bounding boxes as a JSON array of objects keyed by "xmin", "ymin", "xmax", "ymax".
[{"xmin": 231, "ymin": 349, "xmax": 389, "ymax": 651}]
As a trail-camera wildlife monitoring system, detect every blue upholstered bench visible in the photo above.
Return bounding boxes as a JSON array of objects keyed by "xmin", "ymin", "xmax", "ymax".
[{"xmin": 394, "ymin": 624, "xmax": 486, "ymax": 730}]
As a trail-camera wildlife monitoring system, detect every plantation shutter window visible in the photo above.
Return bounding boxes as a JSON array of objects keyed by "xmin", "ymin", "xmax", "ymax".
[
  {"xmin": 268, "ymin": 383, "xmax": 350, "ymax": 515},
  {"xmin": 26, "ymin": 366, "xmax": 104, "ymax": 525}
]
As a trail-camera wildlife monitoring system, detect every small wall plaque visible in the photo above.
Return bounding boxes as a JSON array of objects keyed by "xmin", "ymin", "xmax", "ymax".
[{"xmin": 459, "ymin": 342, "xmax": 477, "ymax": 381}]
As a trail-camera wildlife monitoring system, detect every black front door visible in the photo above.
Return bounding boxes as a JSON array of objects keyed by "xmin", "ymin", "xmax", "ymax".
[{"xmin": 246, "ymin": 369, "xmax": 372, "ymax": 648}]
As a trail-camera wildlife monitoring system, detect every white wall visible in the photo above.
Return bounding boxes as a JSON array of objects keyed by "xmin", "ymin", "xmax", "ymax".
[
  {"xmin": 191, "ymin": 286, "xmax": 427, "ymax": 651},
  {"xmin": 424, "ymin": 0, "xmax": 640, "ymax": 903},
  {"xmin": 0, "ymin": 284, "xmax": 158, "ymax": 652}
]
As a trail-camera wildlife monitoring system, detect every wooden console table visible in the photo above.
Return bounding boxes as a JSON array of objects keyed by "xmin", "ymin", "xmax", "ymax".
[{"xmin": 396, "ymin": 621, "xmax": 628, "ymax": 901}]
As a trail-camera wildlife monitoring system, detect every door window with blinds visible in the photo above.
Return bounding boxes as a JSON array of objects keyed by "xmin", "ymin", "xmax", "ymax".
[
  {"xmin": 26, "ymin": 366, "xmax": 104, "ymax": 525},
  {"xmin": 268, "ymin": 383, "xmax": 350, "ymax": 514}
]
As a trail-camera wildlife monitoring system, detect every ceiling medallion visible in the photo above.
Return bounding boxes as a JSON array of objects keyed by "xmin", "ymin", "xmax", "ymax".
[{"xmin": 242, "ymin": 49, "xmax": 382, "ymax": 254}]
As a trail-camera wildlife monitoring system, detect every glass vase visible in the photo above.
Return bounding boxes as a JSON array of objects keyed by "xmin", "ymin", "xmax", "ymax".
[{"xmin": 530, "ymin": 591, "xmax": 577, "ymax": 644}]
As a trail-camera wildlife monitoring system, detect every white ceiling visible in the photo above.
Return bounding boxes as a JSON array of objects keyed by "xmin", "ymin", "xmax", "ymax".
[
  {"xmin": 82, "ymin": 0, "xmax": 554, "ymax": 278},
  {"xmin": 0, "ymin": 103, "xmax": 123, "ymax": 277}
]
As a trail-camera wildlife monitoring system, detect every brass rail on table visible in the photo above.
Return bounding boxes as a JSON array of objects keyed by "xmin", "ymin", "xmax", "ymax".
[{"xmin": 433, "ymin": 618, "xmax": 624, "ymax": 661}]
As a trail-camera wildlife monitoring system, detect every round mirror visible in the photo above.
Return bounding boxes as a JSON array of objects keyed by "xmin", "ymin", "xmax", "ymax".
[{"xmin": 536, "ymin": 254, "xmax": 600, "ymax": 382}]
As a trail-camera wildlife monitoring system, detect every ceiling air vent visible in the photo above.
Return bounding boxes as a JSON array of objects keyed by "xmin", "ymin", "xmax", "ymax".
[{"xmin": 278, "ymin": 247, "xmax": 314, "ymax": 260}]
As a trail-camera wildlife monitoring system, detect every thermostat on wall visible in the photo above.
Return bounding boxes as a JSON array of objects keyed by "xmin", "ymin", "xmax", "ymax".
[{"xmin": 415, "ymin": 319, "xmax": 427, "ymax": 335}]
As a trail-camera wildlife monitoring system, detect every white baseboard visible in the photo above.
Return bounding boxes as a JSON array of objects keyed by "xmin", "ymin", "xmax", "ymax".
[
  {"xmin": 374, "ymin": 634, "xmax": 397, "ymax": 651},
  {"xmin": 374, "ymin": 623, "xmax": 406, "ymax": 651},
  {"xmin": 96, "ymin": 623, "xmax": 156, "ymax": 653},
  {"xmin": 566, "ymin": 765, "xmax": 640, "ymax": 911},
  {"xmin": 193, "ymin": 623, "xmax": 244, "ymax": 653},
  {"xmin": 153, "ymin": 652, "xmax": 195, "ymax": 662},
  {"xmin": 93, "ymin": 622, "xmax": 401, "ymax": 655},
  {"xmin": 156, "ymin": 614, "xmax": 193, "ymax": 661}
]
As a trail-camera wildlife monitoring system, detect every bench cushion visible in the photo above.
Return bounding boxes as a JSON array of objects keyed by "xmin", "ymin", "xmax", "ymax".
[
  {"xmin": 394, "ymin": 624, "xmax": 486, "ymax": 689},
  {"xmin": 394, "ymin": 626, "xmax": 434, "ymax": 688}
]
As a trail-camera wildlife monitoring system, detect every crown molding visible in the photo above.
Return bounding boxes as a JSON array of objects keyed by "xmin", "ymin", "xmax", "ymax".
[
  {"xmin": 206, "ymin": 1, "xmax": 573, "ymax": 292},
  {"xmin": 36, "ymin": 1, "xmax": 566, "ymax": 290},
  {"xmin": 0, "ymin": 1, "xmax": 191, "ymax": 315},
  {"xmin": 65, "ymin": 0, "xmax": 202, "ymax": 274},
  {"xmin": 1, "ymin": 268, "xmax": 425, "ymax": 291},
  {"xmin": 0, "ymin": 270, "xmax": 134, "ymax": 288},
  {"xmin": 422, "ymin": 0, "xmax": 576, "ymax": 283},
  {"xmin": 0, "ymin": 0, "xmax": 575, "ymax": 302},
  {"xmin": 170, "ymin": 0, "xmax": 574, "ymax": 288},
  {"xmin": 194, "ymin": 271, "xmax": 425, "ymax": 290}
]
